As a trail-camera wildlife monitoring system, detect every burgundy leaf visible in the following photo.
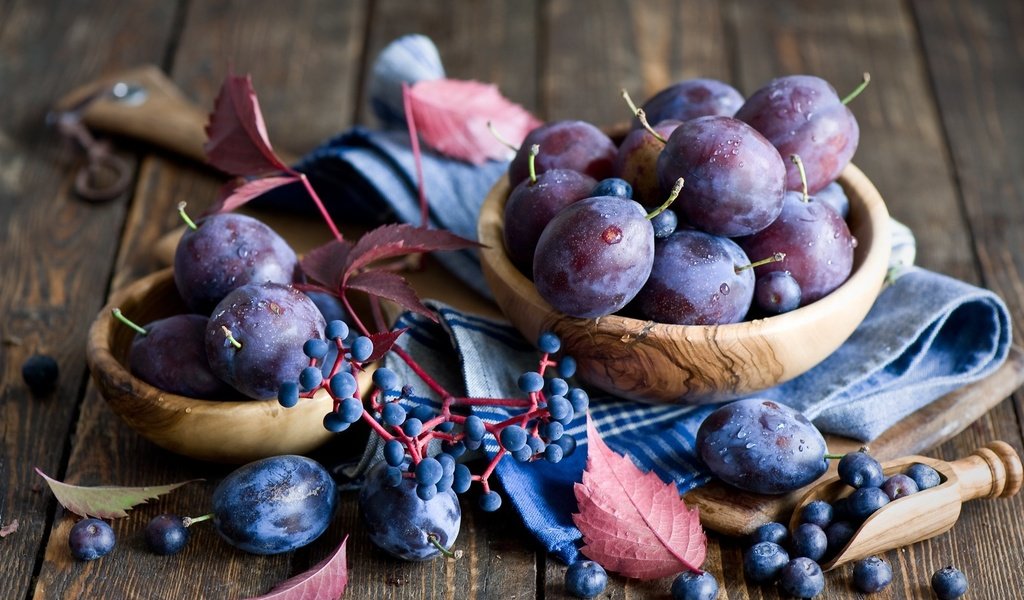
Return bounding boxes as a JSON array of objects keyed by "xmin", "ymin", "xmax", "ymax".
[
  {"xmin": 406, "ymin": 78, "xmax": 542, "ymax": 164},
  {"xmin": 243, "ymin": 535, "xmax": 348, "ymax": 600},
  {"xmin": 365, "ymin": 328, "xmax": 408, "ymax": 363},
  {"xmin": 211, "ymin": 175, "xmax": 301, "ymax": 213},
  {"xmin": 204, "ymin": 71, "xmax": 290, "ymax": 177},
  {"xmin": 35, "ymin": 468, "xmax": 200, "ymax": 519},
  {"xmin": 346, "ymin": 270, "xmax": 434, "ymax": 321},
  {"xmin": 572, "ymin": 419, "xmax": 707, "ymax": 580},
  {"xmin": 301, "ymin": 239, "xmax": 353, "ymax": 292},
  {"xmin": 0, "ymin": 519, "xmax": 18, "ymax": 538},
  {"xmin": 344, "ymin": 224, "xmax": 480, "ymax": 279}
]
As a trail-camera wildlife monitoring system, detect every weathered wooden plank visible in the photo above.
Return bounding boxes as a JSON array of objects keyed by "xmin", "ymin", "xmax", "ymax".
[{"xmin": 0, "ymin": 1, "xmax": 180, "ymax": 598}]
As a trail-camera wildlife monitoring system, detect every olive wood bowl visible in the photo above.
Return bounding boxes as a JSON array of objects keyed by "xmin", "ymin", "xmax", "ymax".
[
  {"xmin": 86, "ymin": 267, "xmax": 341, "ymax": 463},
  {"xmin": 478, "ymin": 163, "xmax": 892, "ymax": 404}
]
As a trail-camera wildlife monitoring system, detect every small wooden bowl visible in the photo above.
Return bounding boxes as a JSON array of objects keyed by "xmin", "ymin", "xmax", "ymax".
[
  {"xmin": 478, "ymin": 163, "xmax": 892, "ymax": 404},
  {"xmin": 86, "ymin": 268, "xmax": 338, "ymax": 463}
]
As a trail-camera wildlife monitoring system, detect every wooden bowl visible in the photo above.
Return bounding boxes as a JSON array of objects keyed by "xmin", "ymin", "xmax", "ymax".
[
  {"xmin": 478, "ymin": 163, "xmax": 892, "ymax": 404},
  {"xmin": 86, "ymin": 268, "xmax": 339, "ymax": 463}
]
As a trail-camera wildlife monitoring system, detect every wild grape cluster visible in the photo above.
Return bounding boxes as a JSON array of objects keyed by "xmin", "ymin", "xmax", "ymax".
[{"xmin": 278, "ymin": 324, "xmax": 587, "ymax": 513}]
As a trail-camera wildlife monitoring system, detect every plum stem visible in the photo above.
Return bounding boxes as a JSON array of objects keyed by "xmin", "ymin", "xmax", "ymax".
[
  {"xmin": 824, "ymin": 453, "xmax": 845, "ymax": 460},
  {"xmin": 621, "ymin": 88, "xmax": 668, "ymax": 144},
  {"xmin": 221, "ymin": 325, "xmax": 242, "ymax": 349},
  {"xmin": 646, "ymin": 178, "xmax": 683, "ymax": 220},
  {"xmin": 736, "ymin": 252, "xmax": 786, "ymax": 273},
  {"xmin": 427, "ymin": 532, "xmax": 459, "ymax": 559},
  {"xmin": 487, "ymin": 121, "xmax": 520, "ymax": 152},
  {"xmin": 790, "ymin": 154, "xmax": 809, "ymax": 202},
  {"xmin": 177, "ymin": 202, "xmax": 198, "ymax": 230},
  {"xmin": 111, "ymin": 308, "xmax": 147, "ymax": 336},
  {"xmin": 182, "ymin": 514, "xmax": 213, "ymax": 527},
  {"xmin": 841, "ymin": 72, "xmax": 871, "ymax": 105},
  {"xmin": 528, "ymin": 144, "xmax": 540, "ymax": 185}
]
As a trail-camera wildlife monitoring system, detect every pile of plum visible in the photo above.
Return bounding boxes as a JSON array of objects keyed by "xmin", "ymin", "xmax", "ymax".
[{"xmin": 504, "ymin": 75, "xmax": 866, "ymax": 323}]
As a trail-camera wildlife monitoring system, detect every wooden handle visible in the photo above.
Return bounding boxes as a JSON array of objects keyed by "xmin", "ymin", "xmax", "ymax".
[{"xmin": 950, "ymin": 440, "xmax": 1023, "ymax": 501}]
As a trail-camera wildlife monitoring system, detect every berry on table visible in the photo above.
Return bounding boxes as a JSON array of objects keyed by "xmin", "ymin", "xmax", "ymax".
[
  {"xmin": 145, "ymin": 514, "xmax": 189, "ymax": 555},
  {"xmin": 671, "ymin": 570, "xmax": 719, "ymax": 600},
  {"xmin": 852, "ymin": 556, "xmax": 892, "ymax": 593},
  {"xmin": 564, "ymin": 560, "xmax": 608, "ymax": 599},
  {"xmin": 22, "ymin": 353, "xmax": 59, "ymax": 396},
  {"xmin": 749, "ymin": 521, "xmax": 788, "ymax": 547},
  {"xmin": 791, "ymin": 523, "xmax": 827, "ymax": 562},
  {"xmin": 779, "ymin": 557, "xmax": 825, "ymax": 598},
  {"xmin": 68, "ymin": 518, "xmax": 115, "ymax": 561},
  {"xmin": 743, "ymin": 541, "xmax": 790, "ymax": 583},
  {"xmin": 799, "ymin": 500, "xmax": 833, "ymax": 529},
  {"xmin": 931, "ymin": 566, "xmax": 968, "ymax": 600}
]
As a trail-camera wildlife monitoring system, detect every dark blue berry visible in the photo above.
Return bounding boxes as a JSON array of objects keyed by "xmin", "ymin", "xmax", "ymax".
[
  {"xmin": 568, "ymin": 388, "xmax": 589, "ymax": 413},
  {"xmin": 277, "ymin": 381, "xmax": 300, "ymax": 408},
  {"xmin": 825, "ymin": 520, "xmax": 856, "ymax": 556},
  {"xmin": 555, "ymin": 434, "xmax": 577, "ymax": 457},
  {"xmin": 325, "ymin": 319, "xmax": 349, "ymax": 341},
  {"xmin": 749, "ymin": 521, "xmax": 788, "ymax": 547},
  {"xmin": 415, "ymin": 457, "xmax": 443, "ymax": 486},
  {"xmin": 408, "ymin": 404, "xmax": 435, "ymax": 423},
  {"xmin": 651, "ymin": 208, "xmax": 679, "ymax": 239},
  {"xmin": 671, "ymin": 570, "xmax": 718, "ymax": 600},
  {"xmin": 548, "ymin": 395, "xmax": 572, "ymax": 421},
  {"xmin": 838, "ymin": 451, "xmax": 884, "ymax": 489},
  {"xmin": 518, "ymin": 371, "xmax": 544, "ymax": 393},
  {"xmin": 799, "ymin": 500, "xmax": 833, "ymax": 529},
  {"xmin": 905, "ymin": 462, "xmax": 942, "ymax": 490},
  {"xmin": 329, "ymin": 372, "xmax": 357, "ymax": 398},
  {"xmin": 323, "ymin": 411, "xmax": 349, "ymax": 432},
  {"xmin": 479, "ymin": 491, "xmax": 502, "ymax": 512},
  {"xmin": 437, "ymin": 453, "xmax": 456, "ymax": 475},
  {"xmin": 303, "ymin": 338, "xmax": 329, "ymax": 360},
  {"xmin": 847, "ymin": 487, "xmax": 889, "ymax": 521},
  {"xmin": 416, "ymin": 483, "xmax": 437, "ymax": 501},
  {"xmin": 853, "ymin": 556, "xmax": 892, "ymax": 593},
  {"xmin": 500, "ymin": 425, "xmax": 528, "ymax": 452},
  {"xmin": 437, "ymin": 420, "xmax": 455, "ymax": 433},
  {"xmin": 437, "ymin": 472, "xmax": 454, "ymax": 493},
  {"xmin": 558, "ymin": 356, "xmax": 577, "ymax": 378},
  {"xmin": 384, "ymin": 440, "xmax": 406, "ymax": 467},
  {"xmin": 22, "ymin": 353, "xmax": 59, "ymax": 395},
  {"xmin": 373, "ymin": 367, "xmax": 400, "ymax": 391},
  {"xmin": 403, "ymin": 418, "xmax": 423, "ymax": 437},
  {"xmin": 339, "ymin": 397, "xmax": 363, "ymax": 423},
  {"xmin": 527, "ymin": 436, "xmax": 546, "ymax": 454},
  {"xmin": 384, "ymin": 466, "xmax": 404, "ymax": 487},
  {"xmin": 743, "ymin": 541, "xmax": 789, "ymax": 583},
  {"xmin": 881, "ymin": 473, "xmax": 919, "ymax": 500},
  {"xmin": 538, "ymin": 331, "xmax": 561, "ymax": 353},
  {"xmin": 299, "ymin": 366, "xmax": 323, "ymax": 392},
  {"xmin": 452, "ymin": 464, "xmax": 472, "ymax": 493},
  {"xmin": 381, "ymin": 402, "xmax": 406, "ymax": 427},
  {"xmin": 547, "ymin": 377, "xmax": 569, "ymax": 396},
  {"xmin": 779, "ymin": 557, "xmax": 825, "ymax": 598},
  {"xmin": 443, "ymin": 440, "xmax": 466, "ymax": 458},
  {"xmin": 565, "ymin": 560, "xmax": 608, "ymax": 599},
  {"xmin": 68, "ymin": 518, "xmax": 115, "ymax": 561},
  {"xmin": 541, "ymin": 420, "xmax": 564, "ymax": 441},
  {"xmin": 791, "ymin": 523, "xmax": 827, "ymax": 562},
  {"xmin": 545, "ymin": 443, "xmax": 564, "ymax": 463},
  {"xmin": 591, "ymin": 177, "xmax": 633, "ymax": 199},
  {"xmin": 350, "ymin": 336, "xmax": 373, "ymax": 362},
  {"xmin": 513, "ymin": 445, "xmax": 534, "ymax": 462},
  {"xmin": 465, "ymin": 415, "xmax": 486, "ymax": 441},
  {"xmin": 145, "ymin": 514, "xmax": 188, "ymax": 555},
  {"xmin": 464, "ymin": 437, "xmax": 483, "ymax": 451},
  {"xmin": 932, "ymin": 566, "xmax": 968, "ymax": 599}
]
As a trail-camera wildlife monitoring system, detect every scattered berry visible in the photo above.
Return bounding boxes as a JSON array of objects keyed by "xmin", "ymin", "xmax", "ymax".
[
  {"xmin": 145, "ymin": 514, "xmax": 189, "ymax": 555},
  {"xmin": 68, "ymin": 518, "xmax": 115, "ymax": 561},
  {"xmin": 931, "ymin": 566, "xmax": 968, "ymax": 600},
  {"xmin": 22, "ymin": 353, "xmax": 59, "ymax": 395},
  {"xmin": 564, "ymin": 560, "xmax": 608, "ymax": 599},
  {"xmin": 852, "ymin": 556, "xmax": 892, "ymax": 593},
  {"xmin": 779, "ymin": 557, "xmax": 825, "ymax": 598},
  {"xmin": 743, "ymin": 541, "xmax": 790, "ymax": 583},
  {"xmin": 671, "ymin": 570, "xmax": 718, "ymax": 600},
  {"xmin": 591, "ymin": 177, "xmax": 633, "ymax": 199},
  {"xmin": 749, "ymin": 521, "xmax": 788, "ymax": 547}
]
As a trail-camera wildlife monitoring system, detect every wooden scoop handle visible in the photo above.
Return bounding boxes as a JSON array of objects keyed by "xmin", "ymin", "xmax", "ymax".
[{"xmin": 950, "ymin": 440, "xmax": 1023, "ymax": 501}]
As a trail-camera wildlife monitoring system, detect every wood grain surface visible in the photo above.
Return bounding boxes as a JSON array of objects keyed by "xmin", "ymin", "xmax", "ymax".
[{"xmin": 3, "ymin": 1, "xmax": 1023, "ymax": 599}]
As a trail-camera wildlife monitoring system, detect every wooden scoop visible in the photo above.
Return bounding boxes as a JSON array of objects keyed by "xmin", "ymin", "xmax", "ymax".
[{"xmin": 789, "ymin": 441, "xmax": 1023, "ymax": 571}]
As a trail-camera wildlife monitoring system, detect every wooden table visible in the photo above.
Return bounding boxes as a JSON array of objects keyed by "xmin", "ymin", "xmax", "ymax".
[{"xmin": 3, "ymin": 1, "xmax": 1023, "ymax": 598}]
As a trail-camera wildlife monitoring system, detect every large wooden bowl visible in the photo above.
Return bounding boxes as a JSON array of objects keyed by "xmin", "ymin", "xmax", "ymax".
[
  {"xmin": 86, "ymin": 268, "xmax": 339, "ymax": 463},
  {"xmin": 478, "ymin": 163, "xmax": 892, "ymax": 404}
]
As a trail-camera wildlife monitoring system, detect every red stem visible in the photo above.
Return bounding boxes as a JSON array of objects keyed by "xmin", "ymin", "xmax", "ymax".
[
  {"xmin": 391, "ymin": 345, "xmax": 450, "ymax": 398},
  {"xmin": 289, "ymin": 170, "xmax": 343, "ymax": 241},
  {"xmin": 401, "ymin": 82, "xmax": 429, "ymax": 228}
]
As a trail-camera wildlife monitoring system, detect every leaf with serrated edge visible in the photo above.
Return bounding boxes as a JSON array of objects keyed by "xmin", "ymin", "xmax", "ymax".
[
  {"xmin": 204, "ymin": 71, "xmax": 289, "ymax": 177},
  {"xmin": 244, "ymin": 535, "xmax": 348, "ymax": 600},
  {"xmin": 407, "ymin": 78, "xmax": 542, "ymax": 164},
  {"xmin": 346, "ymin": 270, "xmax": 434, "ymax": 321},
  {"xmin": 571, "ymin": 419, "xmax": 706, "ymax": 579},
  {"xmin": 344, "ymin": 224, "xmax": 480, "ymax": 279},
  {"xmin": 365, "ymin": 328, "xmax": 408, "ymax": 364},
  {"xmin": 211, "ymin": 175, "xmax": 300, "ymax": 213},
  {"xmin": 301, "ymin": 239, "xmax": 353, "ymax": 292},
  {"xmin": 35, "ymin": 468, "xmax": 200, "ymax": 519}
]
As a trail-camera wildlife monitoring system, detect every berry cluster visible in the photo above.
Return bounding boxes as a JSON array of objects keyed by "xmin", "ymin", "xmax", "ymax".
[{"xmin": 278, "ymin": 325, "xmax": 587, "ymax": 512}]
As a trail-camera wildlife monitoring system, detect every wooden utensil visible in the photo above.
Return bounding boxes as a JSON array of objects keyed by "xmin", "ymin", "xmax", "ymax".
[{"xmin": 788, "ymin": 441, "xmax": 1023, "ymax": 571}]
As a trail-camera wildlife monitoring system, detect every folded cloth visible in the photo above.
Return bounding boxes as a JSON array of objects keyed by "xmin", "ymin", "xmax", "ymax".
[{"xmin": 374, "ymin": 266, "xmax": 1010, "ymax": 564}]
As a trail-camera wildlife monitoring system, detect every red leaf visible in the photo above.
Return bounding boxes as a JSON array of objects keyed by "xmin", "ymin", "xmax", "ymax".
[
  {"xmin": 0, "ymin": 519, "xmax": 18, "ymax": 538},
  {"xmin": 346, "ymin": 270, "xmax": 434, "ymax": 321},
  {"xmin": 205, "ymin": 71, "xmax": 290, "ymax": 177},
  {"xmin": 35, "ymin": 468, "xmax": 200, "ymax": 519},
  {"xmin": 344, "ymin": 223, "xmax": 480, "ymax": 278},
  {"xmin": 211, "ymin": 175, "xmax": 301, "ymax": 213},
  {"xmin": 365, "ymin": 328, "xmax": 408, "ymax": 363},
  {"xmin": 406, "ymin": 78, "xmax": 542, "ymax": 164},
  {"xmin": 301, "ymin": 239, "xmax": 353, "ymax": 292},
  {"xmin": 572, "ymin": 419, "xmax": 707, "ymax": 580},
  {"xmin": 243, "ymin": 535, "xmax": 348, "ymax": 600}
]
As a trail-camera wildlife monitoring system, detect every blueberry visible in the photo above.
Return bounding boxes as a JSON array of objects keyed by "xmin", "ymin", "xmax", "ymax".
[
  {"xmin": 548, "ymin": 395, "xmax": 572, "ymax": 422},
  {"xmin": 565, "ymin": 560, "xmax": 608, "ymax": 599},
  {"xmin": 824, "ymin": 520, "xmax": 856, "ymax": 556},
  {"xmin": 22, "ymin": 353, "xmax": 59, "ymax": 395},
  {"xmin": 555, "ymin": 434, "xmax": 578, "ymax": 457},
  {"xmin": 799, "ymin": 500, "xmax": 833, "ymax": 529},
  {"xmin": 452, "ymin": 464, "xmax": 472, "ymax": 493},
  {"xmin": 749, "ymin": 521, "xmax": 788, "ymax": 547},
  {"xmin": 68, "ymin": 518, "xmax": 115, "ymax": 561},
  {"xmin": 545, "ymin": 443, "xmax": 564, "ymax": 463},
  {"xmin": 212, "ymin": 455, "xmax": 337, "ymax": 555},
  {"xmin": 852, "ymin": 556, "xmax": 892, "ymax": 593},
  {"xmin": 905, "ymin": 462, "xmax": 942, "ymax": 490},
  {"xmin": 881, "ymin": 473, "xmax": 919, "ymax": 500},
  {"xmin": 339, "ymin": 397, "xmax": 364, "ymax": 423},
  {"xmin": 779, "ymin": 557, "xmax": 825, "ymax": 598},
  {"xmin": 558, "ymin": 356, "xmax": 577, "ymax": 378},
  {"xmin": 303, "ymin": 338, "xmax": 329, "ymax": 360},
  {"xmin": 299, "ymin": 366, "xmax": 323, "ymax": 391},
  {"xmin": 743, "ymin": 541, "xmax": 789, "ymax": 583},
  {"xmin": 518, "ymin": 371, "xmax": 545, "ymax": 393},
  {"xmin": 464, "ymin": 415, "xmax": 486, "ymax": 441},
  {"xmin": 325, "ymin": 319, "xmax": 349, "ymax": 341},
  {"xmin": 537, "ymin": 331, "xmax": 562, "ymax": 354},
  {"xmin": 145, "ymin": 514, "xmax": 189, "ymax": 555},
  {"xmin": 350, "ymin": 336, "xmax": 373, "ymax": 362},
  {"xmin": 791, "ymin": 523, "xmax": 827, "ymax": 562},
  {"xmin": 500, "ymin": 425, "xmax": 528, "ymax": 452},
  {"xmin": 651, "ymin": 208, "xmax": 679, "ymax": 239},
  {"xmin": 932, "ymin": 566, "xmax": 968, "ymax": 599},
  {"xmin": 568, "ymin": 387, "xmax": 589, "ymax": 413},
  {"xmin": 546, "ymin": 377, "xmax": 569, "ymax": 396},
  {"xmin": 838, "ymin": 451, "xmax": 884, "ymax": 489},
  {"xmin": 415, "ymin": 457, "xmax": 443, "ymax": 486},
  {"xmin": 329, "ymin": 371, "xmax": 357, "ymax": 398},
  {"xmin": 591, "ymin": 177, "xmax": 633, "ymax": 199},
  {"xmin": 359, "ymin": 461, "xmax": 460, "ymax": 561},
  {"xmin": 277, "ymin": 381, "xmax": 300, "ymax": 408},
  {"xmin": 479, "ymin": 491, "xmax": 502, "ymax": 512},
  {"xmin": 671, "ymin": 570, "xmax": 718, "ymax": 600},
  {"xmin": 381, "ymin": 402, "xmax": 406, "ymax": 427},
  {"xmin": 847, "ymin": 487, "xmax": 890, "ymax": 521},
  {"xmin": 323, "ymin": 411, "xmax": 349, "ymax": 432},
  {"xmin": 384, "ymin": 439, "xmax": 406, "ymax": 467},
  {"xmin": 403, "ymin": 417, "xmax": 423, "ymax": 437},
  {"xmin": 373, "ymin": 367, "xmax": 401, "ymax": 391}
]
